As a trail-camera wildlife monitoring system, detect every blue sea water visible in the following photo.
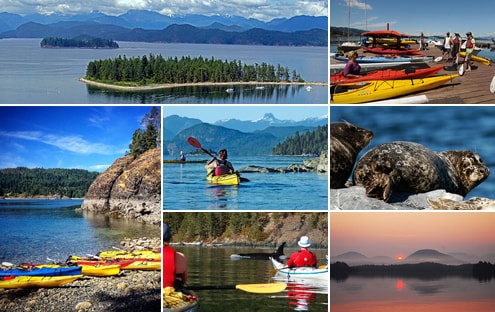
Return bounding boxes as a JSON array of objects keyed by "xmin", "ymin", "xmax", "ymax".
[
  {"xmin": 163, "ymin": 156, "xmax": 328, "ymax": 210},
  {"xmin": 330, "ymin": 106, "xmax": 495, "ymax": 199},
  {"xmin": 0, "ymin": 199, "xmax": 159, "ymax": 264}
]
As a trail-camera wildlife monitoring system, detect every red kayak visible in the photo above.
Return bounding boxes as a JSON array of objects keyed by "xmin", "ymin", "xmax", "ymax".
[
  {"xmin": 363, "ymin": 46, "xmax": 421, "ymax": 55},
  {"xmin": 330, "ymin": 65, "xmax": 444, "ymax": 85}
]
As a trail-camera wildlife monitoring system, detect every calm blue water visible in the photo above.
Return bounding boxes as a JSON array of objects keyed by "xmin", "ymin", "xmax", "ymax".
[
  {"xmin": 331, "ymin": 276, "xmax": 495, "ymax": 312},
  {"xmin": 163, "ymin": 156, "xmax": 328, "ymax": 210},
  {"xmin": 330, "ymin": 106, "xmax": 495, "ymax": 199},
  {"xmin": 0, "ymin": 199, "xmax": 159, "ymax": 264},
  {"xmin": 0, "ymin": 39, "xmax": 328, "ymax": 104}
]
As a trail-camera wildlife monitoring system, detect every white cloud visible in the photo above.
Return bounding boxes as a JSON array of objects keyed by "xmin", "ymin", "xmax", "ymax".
[
  {"xmin": 1, "ymin": 0, "xmax": 327, "ymax": 20},
  {"xmin": 0, "ymin": 130, "xmax": 119, "ymax": 155}
]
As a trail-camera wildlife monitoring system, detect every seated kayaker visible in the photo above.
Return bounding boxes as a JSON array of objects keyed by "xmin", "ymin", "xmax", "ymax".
[
  {"xmin": 343, "ymin": 50, "xmax": 363, "ymax": 78},
  {"xmin": 162, "ymin": 223, "xmax": 188, "ymax": 289},
  {"xmin": 286, "ymin": 236, "xmax": 318, "ymax": 268},
  {"xmin": 205, "ymin": 148, "xmax": 235, "ymax": 176}
]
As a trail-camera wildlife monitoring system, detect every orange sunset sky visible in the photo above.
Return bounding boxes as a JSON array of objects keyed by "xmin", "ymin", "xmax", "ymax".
[{"xmin": 331, "ymin": 212, "xmax": 495, "ymax": 259}]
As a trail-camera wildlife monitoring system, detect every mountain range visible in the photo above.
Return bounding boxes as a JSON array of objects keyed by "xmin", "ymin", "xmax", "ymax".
[
  {"xmin": 163, "ymin": 113, "xmax": 328, "ymax": 156},
  {"xmin": 0, "ymin": 11, "xmax": 328, "ymax": 46},
  {"xmin": 333, "ymin": 249, "xmax": 495, "ymax": 266}
]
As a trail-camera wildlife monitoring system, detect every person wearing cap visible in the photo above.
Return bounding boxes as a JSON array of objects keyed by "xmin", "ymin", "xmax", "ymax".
[
  {"xmin": 286, "ymin": 236, "xmax": 318, "ymax": 268},
  {"xmin": 464, "ymin": 32, "xmax": 475, "ymax": 72},
  {"xmin": 162, "ymin": 223, "xmax": 188, "ymax": 289},
  {"xmin": 452, "ymin": 33, "xmax": 461, "ymax": 65},
  {"xmin": 179, "ymin": 151, "xmax": 186, "ymax": 161}
]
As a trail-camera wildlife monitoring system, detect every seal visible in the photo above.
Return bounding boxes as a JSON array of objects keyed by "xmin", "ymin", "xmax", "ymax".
[
  {"xmin": 330, "ymin": 122, "xmax": 373, "ymax": 189},
  {"xmin": 353, "ymin": 141, "xmax": 490, "ymax": 202},
  {"xmin": 428, "ymin": 197, "xmax": 495, "ymax": 210}
]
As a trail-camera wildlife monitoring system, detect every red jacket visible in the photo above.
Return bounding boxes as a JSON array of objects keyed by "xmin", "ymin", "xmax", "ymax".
[
  {"xmin": 287, "ymin": 248, "xmax": 317, "ymax": 267},
  {"xmin": 162, "ymin": 245, "xmax": 176, "ymax": 288}
]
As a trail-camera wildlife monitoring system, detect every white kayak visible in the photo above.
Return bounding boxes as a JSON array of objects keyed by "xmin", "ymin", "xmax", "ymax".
[{"xmin": 269, "ymin": 257, "xmax": 328, "ymax": 280}]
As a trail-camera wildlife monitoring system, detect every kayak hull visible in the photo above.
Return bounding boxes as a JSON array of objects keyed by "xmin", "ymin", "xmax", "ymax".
[
  {"xmin": 331, "ymin": 74, "xmax": 459, "ymax": 104},
  {"xmin": 270, "ymin": 257, "xmax": 328, "ymax": 280},
  {"xmin": 330, "ymin": 65, "xmax": 443, "ymax": 85},
  {"xmin": 29, "ymin": 263, "xmax": 121, "ymax": 277},
  {"xmin": 0, "ymin": 275, "xmax": 82, "ymax": 289},
  {"xmin": 97, "ymin": 249, "xmax": 161, "ymax": 260},
  {"xmin": 206, "ymin": 169, "xmax": 240, "ymax": 185},
  {"xmin": 459, "ymin": 52, "xmax": 491, "ymax": 66},
  {"xmin": 0, "ymin": 266, "xmax": 82, "ymax": 277}
]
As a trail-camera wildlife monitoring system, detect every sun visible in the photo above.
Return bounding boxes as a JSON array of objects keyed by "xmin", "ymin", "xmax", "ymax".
[{"xmin": 396, "ymin": 255, "xmax": 404, "ymax": 261}]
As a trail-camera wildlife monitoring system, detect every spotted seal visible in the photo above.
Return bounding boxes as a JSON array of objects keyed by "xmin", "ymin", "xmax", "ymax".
[
  {"xmin": 428, "ymin": 197, "xmax": 495, "ymax": 210},
  {"xmin": 353, "ymin": 141, "xmax": 490, "ymax": 202},
  {"xmin": 330, "ymin": 122, "xmax": 373, "ymax": 189}
]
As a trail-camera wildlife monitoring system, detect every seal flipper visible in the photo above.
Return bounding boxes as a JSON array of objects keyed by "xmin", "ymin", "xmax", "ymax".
[{"xmin": 364, "ymin": 173, "xmax": 392, "ymax": 201}]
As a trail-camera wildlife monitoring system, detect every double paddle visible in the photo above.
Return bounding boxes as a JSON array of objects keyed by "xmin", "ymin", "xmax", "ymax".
[
  {"xmin": 186, "ymin": 136, "xmax": 249, "ymax": 182},
  {"xmin": 186, "ymin": 282, "xmax": 286, "ymax": 293}
]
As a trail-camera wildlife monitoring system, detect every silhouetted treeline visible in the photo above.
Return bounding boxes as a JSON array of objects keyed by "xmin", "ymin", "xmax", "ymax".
[
  {"xmin": 331, "ymin": 262, "xmax": 479, "ymax": 281},
  {"xmin": 272, "ymin": 125, "xmax": 328, "ymax": 156},
  {"xmin": 0, "ymin": 167, "xmax": 99, "ymax": 198},
  {"xmin": 472, "ymin": 261, "xmax": 495, "ymax": 281},
  {"xmin": 41, "ymin": 37, "xmax": 119, "ymax": 48},
  {"xmin": 85, "ymin": 54, "xmax": 304, "ymax": 85}
]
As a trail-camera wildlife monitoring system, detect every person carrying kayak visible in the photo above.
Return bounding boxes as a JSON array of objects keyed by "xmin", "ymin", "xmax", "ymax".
[
  {"xmin": 162, "ymin": 223, "xmax": 188, "ymax": 289},
  {"xmin": 205, "ymin": 148, "xmax": 235, "ymax": 176},
  {"xmin": 286, "ymin": 236, "xmax": 318, "ymax": 268}
]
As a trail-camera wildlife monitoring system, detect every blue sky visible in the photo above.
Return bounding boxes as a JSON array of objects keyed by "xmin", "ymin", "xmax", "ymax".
[
  {"xmin": 331, "ymin": 0, "xmax": 494, "ymax": 38},
  {"xmin": 0, "ymin": 106, "xmax": 156, "ymax": 172},
  {"xmin": 1, "ymin": 0, "xmax": 327, "ymax": 21},
  {"xmin": 163, "ymin": 105, "xmax": 329, "ymax": 124}
]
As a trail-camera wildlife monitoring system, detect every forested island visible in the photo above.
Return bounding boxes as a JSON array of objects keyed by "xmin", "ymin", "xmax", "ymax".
[
  {"xmin": 84, "ymin": 54, "xmax": 304, "ymax": 87},
  {"xmin": 0, "ymin": 167, "xmax": 99, "ymax": 198},
  {"xmin": 40, "ymin": 36, "xmax": 119, "ymax": 48},
  {"xmin": 331, "ymin": 261, "xmax": 495, "ymax": 282},
  {"xmin": 272, "ymin": 125, "xmax": 327, "ymax": 156}
]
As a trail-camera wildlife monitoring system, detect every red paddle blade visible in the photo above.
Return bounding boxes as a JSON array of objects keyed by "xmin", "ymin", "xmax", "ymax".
[{"xmin": 187, "ymin": 137, "xmax": 202, "ymax": 149}]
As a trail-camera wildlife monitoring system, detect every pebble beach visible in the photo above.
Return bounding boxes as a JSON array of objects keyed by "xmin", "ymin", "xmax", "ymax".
[{"xmin": 0, "ymin": 238, "xmax": 161, "ymax": 312}]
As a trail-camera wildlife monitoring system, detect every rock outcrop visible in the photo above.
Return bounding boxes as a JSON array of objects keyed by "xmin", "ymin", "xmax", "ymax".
[
  {"xmin": 81, "ymin": 148, "xmax": 161, "ymax": 225},
  {"xmin": 238, "ymin": 152, "xmax": 328, "ymax": 174}
]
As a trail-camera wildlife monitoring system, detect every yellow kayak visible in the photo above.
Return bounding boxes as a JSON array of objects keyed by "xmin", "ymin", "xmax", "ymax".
[
  {"xmin": 98, "ymin": 249, "xmax": 161, "ymax": 260},
  {"xmin": 331, "ymin": 74, "xmax": 459, "ymax": 104},
  {"xmin": 124, "ymin": 260, "xmax": 161, "ymax": 271},
  {"xmin": 206, "ymin": 169, "xmax": 240, "ymax": 185},
  {"xmin": 0, "ymin": 275, "xmax": 82, "ymax": 289},
  {"xmin": 459, "ymin": 52, "xmax": 491, "ymax": 66}
]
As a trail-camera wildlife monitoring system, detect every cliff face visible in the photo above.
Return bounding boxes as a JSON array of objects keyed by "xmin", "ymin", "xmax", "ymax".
[{"xmin": 81, "ymin": 148, "xmax": 161, "ymax": 225}]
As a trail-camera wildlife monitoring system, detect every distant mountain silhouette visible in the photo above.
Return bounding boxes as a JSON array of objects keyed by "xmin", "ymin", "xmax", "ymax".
[
  {"xmin": 332, "ymin": 251, "xmax": 395, "ymax": 265},
  {"xmin": 404, "ymin": 249, "xmax": 465, "ymax": 265},
  {"xmin": 0, "ymin": 10, "xmax": 327, "ymax": 36}
]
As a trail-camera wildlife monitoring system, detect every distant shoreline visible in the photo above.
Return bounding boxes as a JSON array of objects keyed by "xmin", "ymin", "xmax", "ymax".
[{"xmin": 79, "ymin": 78, "xmax": 328, "ymax": 91}]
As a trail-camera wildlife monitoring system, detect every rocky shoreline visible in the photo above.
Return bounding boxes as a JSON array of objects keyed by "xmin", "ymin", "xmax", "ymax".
[
  {"xmin": 238, "ymin": 152, "xmax": 328, "ymax": 174},
  {"xmin": 0, "ymin": 238, "xmax": 161, "ymax": 312},
  {"xmin": 79, "ymin": 78, "xmax": 327, "ymax": 92}
]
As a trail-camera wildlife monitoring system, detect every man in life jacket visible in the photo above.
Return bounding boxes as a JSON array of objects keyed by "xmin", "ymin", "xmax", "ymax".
[
  {"xmin": 286, "ymin": 236, "xmax": 318, "ymax": 268},
  {"xmin": 162, "ymin": 223, "xmax": 188, "ymax": 289},
  {"xmin": 205, "ymin": 148, "xmax": 235, "ymax": 176}
]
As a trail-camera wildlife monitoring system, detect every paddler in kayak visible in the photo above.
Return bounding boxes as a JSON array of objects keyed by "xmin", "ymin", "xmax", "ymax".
[
  {"xmin": 343, "ymin": 50, "xmax": 363, "ymax": 78},
  {"xmin": 162, "ymin": 223, "xmax": 188, "ymax": 289},
  {"xmin": 286, "ymin": 236, "xmax": 318, "ymax": 268},
  {"xmin": 205, "ymin": 148, "xmax": 235, "ymax": 176}
]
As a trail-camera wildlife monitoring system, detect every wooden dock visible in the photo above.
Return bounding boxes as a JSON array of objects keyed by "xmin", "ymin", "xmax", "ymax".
[{"xmin": 331, "ymin": 45, "xmax": 495, "ymax": 104}]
